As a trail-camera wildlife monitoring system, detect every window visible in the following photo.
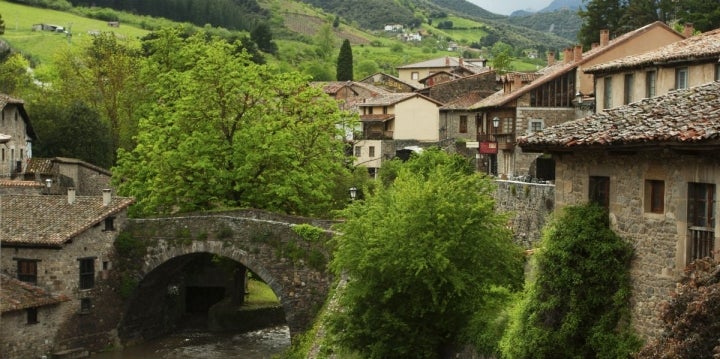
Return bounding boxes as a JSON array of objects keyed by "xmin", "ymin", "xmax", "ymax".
[
  {"xmin": 369, "ymin": 146, "xmax": 375, "ymax": 158},
  {"xmin": 411, "ymin": 72, "xmax": 419, "ymax": 80},
  {"xmin": 382, "ymin": 106, "xmax": 388, "ymax": 114},
  {"xmin": 459, "ymin": 116, "xmax": 467, "ymax": 133},
  {"xmin": 603, "ymin": 77, "xmax": 612, "ymax": 109},
  {"xmin": 17, "ymin": 259, "xmax": 38, "ymax": 284},
  {"xmin": 79, "ymin": 258, "xmax": 95, "ymax": 290},
  {"xmin": 529, "ymin": 119, "xmax": 544, "ymax": 133},
  {"xmin": 27, "ymin": 307, "xmax": 38, "ymax": 324},
  {"xmin": 644, "ymin": 180, "xmax": 665, "ymax": 214},
  {"xmin": 589, "ymin": 176, "xmax": 610, "ymax": 209},
  {"xmin": 676, "ymin": 67, "xmax": 688, "ymax": 89},
  {"xmin": 366, "ymin": 107, "xmax": 373, "ymax": 114},
  {"xmin": 688, "ymin": 182, "xmax": 715, "ymax": 261},
  {"xmin": 1, "ymin": 148, "xmax": 4, "ymax": 161},
  {"xmin": 716, "ymin": 63, "xmax": 720, "ymax": 81},
  {"xmin": 104, "ymin": 216, "xmax": 115, "ymax": 231},
  {"xmin": 623, "ymin": 74, "xmax": 634, "ymax": 105},
  {"xmin": 354, "ymin": 146, "xmax": 361, "ymax": 157},
  {"xmin": 646, "ymin": 71, "xmax": 656, "ymax": 98},
  {"xmin": 502, "ymin": 118, "xmax": 514, "ymax": 134},
  {"xmin": 80, "ymin": 298, "xmax": 92, "ymax": 313}
]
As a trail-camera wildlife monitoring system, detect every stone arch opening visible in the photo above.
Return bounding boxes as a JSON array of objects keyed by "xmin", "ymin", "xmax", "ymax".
[{"xmin": 118, "ymin": 246, "xmax": 291, "ymax": 343}]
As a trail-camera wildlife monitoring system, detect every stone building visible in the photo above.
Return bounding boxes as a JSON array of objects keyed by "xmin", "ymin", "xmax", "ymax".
[
  {"xmin": 0, "ymin": 190, "xmax": 134, "ymax": 358},
  {"xmin": 518, "ymin": 80, "xmax": 720, "ymax": 339},
  {"xmin": 470, "ymin": 22, "xmax": 686, "ymax": 180},
  {"xmin": 0, "ymin": 93, "xmax": 36, "ymax": 178}
]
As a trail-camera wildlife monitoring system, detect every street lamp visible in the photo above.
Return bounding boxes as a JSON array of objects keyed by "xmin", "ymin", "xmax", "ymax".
[
  {"xmin": 492, "ymin": 117, "xmax": 500, "ymax": 133},
  {"xmin": 349, "ymin": 187, "xmax": 357, "ymax": 201}
]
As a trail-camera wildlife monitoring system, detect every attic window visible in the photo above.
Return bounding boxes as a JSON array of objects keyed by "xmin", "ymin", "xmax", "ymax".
[
  {"xmin": 411, "ymin": 72, "xmax": 419, "ymax": 80},
  {"xmin": 104, "ymin": 216, "xmax": 115, "ymax": 231},
  {"xmin": 27, "ymin": 307, "xmax": 38, "ymax": 324}
]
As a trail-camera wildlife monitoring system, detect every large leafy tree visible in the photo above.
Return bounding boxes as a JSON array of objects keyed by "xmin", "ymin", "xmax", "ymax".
[
  {"xmin": 500, "ymin": 204, "xmax": 641, "ymax": 359},
  {"xmin": 675, "ymin": 0, "xmax": 720, "ymax": 32},
  {"xmin": 0, "ymin": 54, "xmax": 33, "ymax": 96},
  {"xmin": 328, "ymin": 149, "xmax": 524, "ymax": 358},
  {"xmin": 250, "ymin": 23, "xmax": 277, "ymax": 55},
  {"xmin": 336, "ymin": 39, "xmax": 353, "ymax": 81},
  {"xmin": 113, "ymin": 30, "xmax": 356, "ymax": 217}
]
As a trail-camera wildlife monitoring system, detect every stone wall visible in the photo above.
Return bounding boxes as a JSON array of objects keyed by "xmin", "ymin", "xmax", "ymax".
[
  {"xmin": 0, "ymin": 211, "xmax": 129, "ymax": 359},
  {"xmin": 493, "ymin": 180, "xmax": 555, "ymax": 248}
]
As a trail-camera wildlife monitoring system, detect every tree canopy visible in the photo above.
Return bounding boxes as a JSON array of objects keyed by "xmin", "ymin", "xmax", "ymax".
[
  {"xmin": 500, "ymin": 204, "xmax": 640, "ymax": 358},
  {"xmin": 112, "ymin": 30, "xmax": 357, "ymax": 217},
  {"xmin": 328, "ymin": 149, "xmax": 524, "ymax": 358},
  {"xmin": 336, "ymin": 39, "xmax": 353, "ymax": 81}
]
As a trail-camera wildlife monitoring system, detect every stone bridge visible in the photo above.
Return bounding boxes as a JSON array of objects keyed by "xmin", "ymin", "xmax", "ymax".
[{"xmin": 117, "ymin": 209, "xmax": 336, "ymax": 340}]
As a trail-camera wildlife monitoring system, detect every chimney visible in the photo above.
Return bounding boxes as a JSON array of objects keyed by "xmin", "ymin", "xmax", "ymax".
[
  {"xmin": 67, "ymin": 187, "xmax": 76, "ymax": 204},
  {"xmin": 574, "ymin": 45, "xmax": 583, "ymax": 62},
  {"xmin": 445, "ymin": 56, "xmax": 450, "ymax": 66},
  {"xmin": 513, "ymin": 74, "xmax": 522, "ymax": 90},
  {"xmin": 459, "ymin": 57, "xmax": 464, "ymax": 66},
  {"xmin": 547, "ymin": 51, "xmax": 555, "ymax": 66},
  {"xmin": 600, "ymin": 29, "xmax": 610, "ymax": 46},
  {"xmin": 683, "ymin": 23, "xmax": 694, "ymax": 37},
  {"xmin": 102, "ymin": 188, "xmax": 111, "ymax": 206},
  {"xmin": 591, "ymin": 42, "xmax": 599, "ymax": 49},
  {"xmin": 564, "ymin": 48, "xmax": 573, "ymax": 63}
]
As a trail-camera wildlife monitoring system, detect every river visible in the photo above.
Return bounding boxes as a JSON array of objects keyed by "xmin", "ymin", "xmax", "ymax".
[{"xmin": 90, "ymin": 325, "xmax": 291, "ymax": 359}]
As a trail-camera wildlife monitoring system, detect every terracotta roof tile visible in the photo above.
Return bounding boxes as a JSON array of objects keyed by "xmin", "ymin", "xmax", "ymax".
[
  {"xmin": 0, "ymin": 274, "xmax": 70, "ymax": 313},
  {"xmin": 360, "ymin": 114, "xmax": 394, "ymax": 122},
  {"xmin": 1, "ymin": 194, "xmax": 135, "ymax": 247},
  {"xmin": 440, "ymin": 90, "xmax": 496, "ymax": 110},
  {"xmin": 518, "ymin": 81, "xmax": 720, "ymax": 150},
  {"xmin": 585, "ymin": 28, "xmax": 720, "ymax": 73},
  {"xmin": 471, "ymin": 21, "xmax": 680, "ymax": 110}
]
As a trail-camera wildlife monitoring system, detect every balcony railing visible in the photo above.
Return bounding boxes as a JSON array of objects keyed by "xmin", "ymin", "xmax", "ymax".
[
  {"xmin": 359, "ymin": 131, "xmax": 393, "ymax": 140},
  {"xmin": 477, "ymin": 133, "xmax": 516, "ymax": 149},
  {"xmin": 689, "ymin": 226, "xmax": 715, "ymax": 261}
]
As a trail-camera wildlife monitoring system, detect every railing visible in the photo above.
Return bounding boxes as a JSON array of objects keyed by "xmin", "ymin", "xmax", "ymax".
[
  {"xmin": 689, "ymin": 226, "xmax": 715, "ymax": 261},
  {"xmin": 360, "ymin": 131, "xmax": 393, "ymax": 140},
  {"xmin": 477, "ymin": 133, "xmax": 515, "ymax": 149}
]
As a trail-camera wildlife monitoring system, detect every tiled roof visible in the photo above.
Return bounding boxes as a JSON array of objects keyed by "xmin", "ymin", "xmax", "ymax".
[
  {"xmin": 397, "ymin": 56, "xmax": 486, "ymax": 73},
  {"xmin": 0, "ymin": 180, "xmax": 43, "ymax": 188},
  {"xmin": 470, "ymin": 21, "xmax": 680, "ymax": 110},
  {"xmin": 316, "ymin": 81, "xmax": 355, "ymax": 95},
  {"xmin": 360, "ymin": 114, "xmax": 395, "ymax": 122},
  {"xmin": 440, "ymin": 91, "xmax": 495, "ymax": 110},
  {"xmin": 358, "ymin": 72, "xmax": 423, "ymax": 91},
  {"xmin": 359, "ymin": 92, "xmax": 442, "ymax": 107},
  {"xmin": 1, "ymin": 274, "xmax": 70, "ymax": 313},
  {"xmin": 500, "ymin": 72, "xmax": 543, "ymax": 83},
  {"xmin": 1, "ymin": 194, "xmax": 135, "ymax": 247},
  {"xmin": 25, "ymin": 157, "xmax": 55, "ymax": 174},
  {"xmin": 518, "ymin": 81, "xmax": 720, "ymax": 151},
  {"xmin": 585, "ymin": 28, "xmax": 720, "ymax": 73}
]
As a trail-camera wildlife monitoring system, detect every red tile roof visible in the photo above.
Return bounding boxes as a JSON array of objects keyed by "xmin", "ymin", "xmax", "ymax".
[
  {"xmin": 585, "ymin": 28, "xmax": 720, "ymax": 73},
  {"xmin": 1, "ymin": 194, "xmax": 135, "ymax": 248},
  {"xmin": 471, "ymin": 21, "xmax": 681, "ymax": 110},
  {"xmin": 1, "ymin": 274, "xmax": 70, "ymax": 313},
  {"xmin": 359, "ymin": 92, "xmax": 443, "ymax": 107},
  {"xmin": 518, "ymin": 81, "xmax": 720, "ymax": 151}
]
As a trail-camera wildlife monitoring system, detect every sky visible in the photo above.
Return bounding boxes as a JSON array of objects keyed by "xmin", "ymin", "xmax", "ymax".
[{"xmin": 467, "ymin": 0, "xmax": 553, "ymax": 15}]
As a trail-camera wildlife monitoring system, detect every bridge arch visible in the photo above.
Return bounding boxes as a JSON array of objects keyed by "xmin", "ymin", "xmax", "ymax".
[{"xmin": 118, "ymin": 210, "xmax": 334, "ymax": 340}]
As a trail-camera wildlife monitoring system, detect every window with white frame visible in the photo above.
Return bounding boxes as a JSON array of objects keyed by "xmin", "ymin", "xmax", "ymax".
[
  {"xmin": 528, "ymin": 119, "xmax": 544, "ymax": 133},
  {"xmin": 676, "ymin": 67, "xmax": 688, "ymax": 89}
]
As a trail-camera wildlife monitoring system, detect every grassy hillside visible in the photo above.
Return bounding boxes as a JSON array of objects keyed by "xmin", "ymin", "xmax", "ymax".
[{"xmin": 0, "ymin": 0, "xmax": 150, "ymax": 65}]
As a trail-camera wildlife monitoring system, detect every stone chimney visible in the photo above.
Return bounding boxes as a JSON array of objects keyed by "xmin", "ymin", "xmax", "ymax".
[
  {"xmin": 564, "ymin": 47, "xmax": 573, "ymax": 63},
  {"xmin": 67, "ymin": 187, "xmax": 76, "ymax": 204},
  {"xmin": 547, "ymin": 51, "xmax": 555, "ymax": 66},
  {"xmin": 574, "ymin": 45, "xmax": 583, "ymax": 62},
  {"xmin": 591, "ymin": 42, "xmax": 599, "ymax": 49},
  {"xmin": 459, "ymin": 57, "xmax": 464, "ymax": 66},
  {"xmin": 445, "ymin": 56, "xmax": 450, "ymax": 66},
  {"xmin": 513, "ymin": 74, "xmax": 522, "ymax": 91},
  {"xmin": 600, "ymin": 29, "xmax": 610, "ymax": 46},
  {"xmin": 684, "ymin": 23, "xmax": 694, "ymax": 37},
  {"xmin": 102, "ymin": 188, "xmax": 111, "ymax": 206}
]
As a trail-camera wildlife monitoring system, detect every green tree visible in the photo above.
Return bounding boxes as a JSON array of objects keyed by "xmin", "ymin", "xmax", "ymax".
[
  {"xmin": 637, "ymin": 256, "xmax": 720, "ymax": 358},
  {"xmin": 500, "ymin": 204, "xmax": 641, "ymax": 359},
  {"xmin": 113, "ymin": 31, "xmax": 356, "ymax": 217},
  {"xmin": 328, "ymin": 149, "xmax": 524, "ymax": 358},
  {"xmin": 314, "ymin": 23, "xmax": 337, "ymax": 60},
  {"xmin": 620, "ymin": 0, "xmax": 675, "ymax": 32},
  {"xmin": 355, "ymin": 59, "xmax": 379, "ymax": 79},
  {"xmin": 250, "ymin": 22, "xmax": 277, "ymax": 55},
  {"xmin": 578, "ymin": 0, "xmax": 626, "ymax": 49},
  {"xmin": 0, "ymin": 13, "xmax": 5, "ymax": 35},
  {"xmin": 31, "ymin": 101, "xmax": 114, "ymax": 168},
  {"xmin": 336, "ymin": 39, "xmax": 353, "ymax": 81},
  {"xmin": 490, "ymin": 42, "xmax": 513, "ymax": 74},
  {"xmin": 676, "ymin": 0, "xmax": 720, "ymax": 32},
  {"xmin": 0, "ymin": 54, "xmax": 32, "ymax": 96}
]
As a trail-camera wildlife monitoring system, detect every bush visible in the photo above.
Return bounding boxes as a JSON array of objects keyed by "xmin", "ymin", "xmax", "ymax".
[{"xmin": 500, "ymin": 204, "xmax": 641, "ymax": 358}]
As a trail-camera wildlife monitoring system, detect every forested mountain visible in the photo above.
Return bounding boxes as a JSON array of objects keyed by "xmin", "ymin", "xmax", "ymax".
[
  {"xmin": 506, "ymin": 9, "xmax": 582, "ymax": 42},
  {"xmin": 64, "ymin": 0, "xmax": 268, "ymax": 32},
  {"xmin": 540, "ymin": 0, "xmax": 583, "ymax": 13}
]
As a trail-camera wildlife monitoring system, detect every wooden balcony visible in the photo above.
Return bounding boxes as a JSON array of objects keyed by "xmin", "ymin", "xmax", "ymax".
[
  {"xmin": 477, "ymin": 133, "xmax": 515, "ymax": 150},
  {"xmin": 359, "ymin": 130, "xmax": 393, "ymax": 140},
  {"xmin": 689, "ymin": 226, "xmax": 715, "ymax": 261}
]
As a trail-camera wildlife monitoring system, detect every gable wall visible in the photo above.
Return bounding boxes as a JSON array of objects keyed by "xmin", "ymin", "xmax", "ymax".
[
  {"xmin": 393, "ymin": 98, "xmax": 439, "ymax": 141},
  {"xmin": 0, "ymin": 105, "xmax": 31, "ymax": 177}
]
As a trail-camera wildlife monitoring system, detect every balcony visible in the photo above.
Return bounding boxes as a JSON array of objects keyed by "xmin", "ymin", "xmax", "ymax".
[
  {"xmin": 477, "ymin": 133, "xmax": 516, "ymax": 150},
  {"xmin": 689, "ymin": 226, "xmax": 715, "ymax": 261},
  {"xmin": 359, "ymin": 130, "xmax": 393, "ymax": 140}
]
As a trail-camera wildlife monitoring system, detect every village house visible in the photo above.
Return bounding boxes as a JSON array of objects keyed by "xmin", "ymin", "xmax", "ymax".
[
  {"xmin": 0, "ymin": 94, "xmax": 36, "ymax": 178},
  {"xmin": 395, "ymin": 56, "xmax": 488, "ymax": 84},
  {"xmin": 0, "ymin": 189, "xmax": 135, "ymax": 358},
  {"xmin": 353, "ymin": 92, "xmax": 443, "ymax": 176},
  {"xmin": 470, "ymin": 22, "xmax": 686, "ymax": 180},
  {"xmin": 518, "ymin": 80, "xmax": 720, "ymax": 340},
  {"xmin": 585, "ymin": 25, "xmax": 720, "ymax": 111},
  {"xmin": 359, "ymin": 72, "xmax": 422, "ymax": 93}
]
